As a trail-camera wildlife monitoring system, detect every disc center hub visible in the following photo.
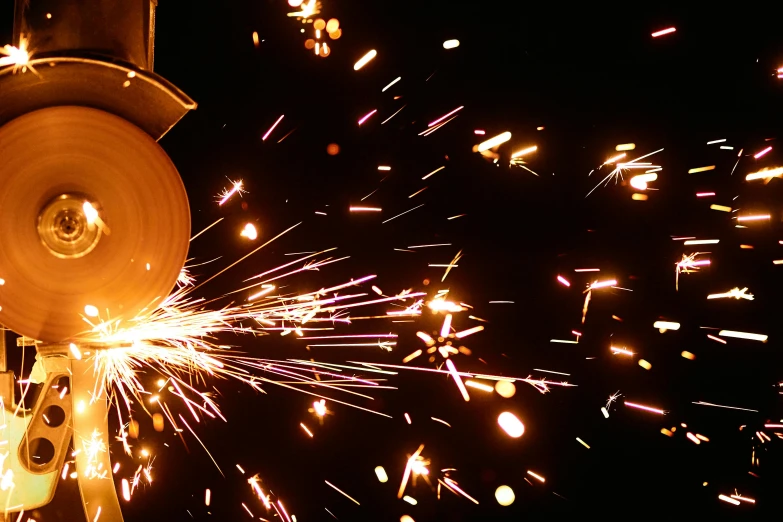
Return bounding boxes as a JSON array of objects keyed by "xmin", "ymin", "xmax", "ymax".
[{"xmin": 38, "ymin": 194, "xmax": 102, "ymax": 259}]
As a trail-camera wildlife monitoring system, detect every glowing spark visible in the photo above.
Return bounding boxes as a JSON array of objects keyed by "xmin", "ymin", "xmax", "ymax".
[
  {"xmin": 422, "ymin": 166, "xmax": 445, "ymax": 180},
  {"xmin": 603, "ymin": 153, "xmax": 626, "ymax": 165},
  {"xmin": 240, "ymin": 223, "xmax": 258, "ymax": 240},
  {"xmin": 576, "ymin": 437, "xmax": 590, "ymax": 449},
  {"xmin": 624, "ymin": 401, "xmax": 665, "ymax": 414},
  {"xmin": 651, "ymin": 27, "xmax": 676, "ymax": 37},
  {"xmin": 439, "ymin": 314, "xmax": 453, "ymax": 338},
  {"xmin": 358, "ymin": 109, "xmax": 377, "ymax": 125},
  {"xmin": 710, "ymin": 204, "xmax": 732, "ymax": 212},
  {"xmin": 688, "ymin": 165, "xmax": 715, "ymax": 174},
  {"xmin": 353, "ymin": 50, "xmax": 377, "ymax": 70},
  {"xmin": 398, "ymin": 445, "xmax": 426, "ymax": 498},
  {"xmin": 638, "ymin": 359, "xmax": 652, "ymax": 370},
  {"xmin": 382, "ymin": 77, "xmax": 401, "ymax": 92},
  {"xmin": 441, "ymin": 250, "xmax": 463, "ymax": 282},
  {"xmin": 441, "ymin": 478, "xmax": 479, "ymax": 504},
  {"xmin": 611, "ymin": 346, "xmax": 634, "ymax": 356},
  {"xmin": 557, "ymin": 275, "xmax": 571, "ymax": 286},
  {"xmin": 494, "ymin": 381, "xmax": 516, "ymax": 398},
  {"xmin": 429, "ymin": 106, "xmax": 464, "ymax": 127},
  {"xmin": 350, "ymin": 206, "xmax": 382, "ymax": 212},
  {"xmin": 754, "ymin": 146, "xmax": 772, "ymax": 159},
  {"xmin": 218, "ymin": 179, "xmax": 245, "ymax": 206},
  {"xmin": 684, "ymin": 239, "xmax": 719, "ymax": 245},
  {"xmin": 122, "ymin": 479, "xmax": 130, "ymax": 501},
  {"xmin": 510, "ymin": 145, "xmax": 537, "ymax": 159},
  {"xmin": 409, "ymin": 187, "xmax": 428, "ymax": 198},
  {"xmin": 381, "ymin": 105, "xmax": 406, "ymax": 124},
  {"xmin": 526, "ymin": 470, "xmax": 545, "ymax": 483},
  {"xmin": 465, "ymin": 380, "xmax": 493, "ymax": 392},
  {"xmin": 378, "ymin": 165, "xmax": 391, "ymax": 171},
  {"xmin": 313, "ymin": 399, "xmax": 327, "ymax": 417},
  {"xmin": 719, "ymin": 494, "xmax": 740, "ymax": 506},
  {"xmin": 718, "ymin": 330, "xmax": 768, "ymax": 342},
  {"xmin": 588, "ymin": 279, "xmax": 617, "ymax": 290},
  {"xmin": 454, "ymin": 325, "xmax": 484, "ymax": 338},
  {"xmin": 443, "ymin": 39, "xmax": 460, "ymax": 49},
  {"xmin": 746, "ymin": 166, "xmax": 783, "ymax": 181},
  {"xmin": 300, "ymin": 423, "xmax": 313, "ymax": 438},
  {"xmin": 404, "ymin": 413, "xmax": 412, "ymax": 424},
  {"xmin": 497, "ymin": 412, "xmax": 524, "ymax": 437},
  {"xmin": 262, "ymin": 115, "xmax": 284, "ymax": 141},
  {"xmin": 630, "ymin": 173, "xmax": 657, "ymax": 190},
  {"xmin": 616, "ymin": 143, "xmax": 636, "ymax": 151},
  {"xmin": 445, "ymin": 359, "xmax": 470, "ymax": 401},
  {"xmin": 681, "ymin": 351, "xmax": 696, "ymax": 360},
  {"xmin": 382, "ymin": 204, "xmax": 424, "ymax": 224},
  {"xmin": 477, "ymin": 132, "xmax": 511, "ymax": 152},
  {"xmin": 495, "ymin": 485, "xmax": 515, "ymax": 506},
  {"xmin": 69, "ymin": 343, "xmax": 83, "ymax": 360},
  {"xmin": 696, "ymin": 192, "xmax": 715, "ymax": 197},
  {"xmin": 431, "ymin": 417, "xmax": 451, "ymax": 427},
  {"xmin": 737, "ymin": 214, "xmax": 770, "ymax": 222},
  {"xmin": 692, "ymin": 401, "xmax": 757, "ymax": 412},
  {"xmin": 374, "ymin": 466, "xmax": 388, "ymax": 483},
  {"xmin": 84, "ymin": 305, "xmax": 99, "ymax": 317},
  {"xmin": 402, "ymin": 350, "xmax": 422, "ymax": 363},
  {"xmin": 707, "ymin": 287, "xmax": 754, "ymax": 300},
  {"xmin": 402, "ymin": 495, "xmax": 418, "ymax": 505}
]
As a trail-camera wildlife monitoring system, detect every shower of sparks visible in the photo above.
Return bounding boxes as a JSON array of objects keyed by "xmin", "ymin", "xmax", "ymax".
[
  {"xmin": 676, "ymin": 252, "xmax": 710, "ymax": 290},
  {"xmin": 586, "ymin": 148, "xmax": 663, "ymax": 197},
  {"xmin": 287, "ymin": 0, "xmax": 319, "ymax": 18},
  {"xmin": 217, "ymin": 179, "xmax": 246, "ymax": 206},
  {"xmin": 26, "ymin": 10, "xmax": 783, "ymax": 519},
  {"xmin": 0, "ymin": 35, "xmax": 36, "ymax": 75}
]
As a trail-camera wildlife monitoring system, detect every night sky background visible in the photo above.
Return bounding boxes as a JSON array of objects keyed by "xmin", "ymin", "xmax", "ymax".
[{"xmin": 4, "ymin": 1, "xmax": 783, "ymax": 521}]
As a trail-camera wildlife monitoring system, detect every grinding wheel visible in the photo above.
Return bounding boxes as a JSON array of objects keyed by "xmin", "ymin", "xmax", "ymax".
[{"xmin": 0, "ymin": 106, "xmax": 190, "ymax": 342}]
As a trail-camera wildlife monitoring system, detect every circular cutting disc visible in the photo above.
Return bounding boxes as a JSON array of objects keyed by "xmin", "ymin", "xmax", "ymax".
[{"xmin": 0, "ymin": 106, "xmax": 190, "ymax": 342}]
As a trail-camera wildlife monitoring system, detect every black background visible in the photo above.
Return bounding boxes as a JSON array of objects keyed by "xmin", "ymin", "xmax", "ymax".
[{"xmin": 4, "ymin": 1, "xmax": 783, "ymax": 521}]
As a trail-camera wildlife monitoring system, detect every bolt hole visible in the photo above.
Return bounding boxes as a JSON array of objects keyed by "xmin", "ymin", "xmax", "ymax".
[
  {"xmin": 42, "ymin": 405, "xmax": 66, "ymax": 428},
  {"xmin": 27, "ymin": 437, "xmax": 55, "ymax": 465},
  {"xmin": 55, "ymin": 375, "xmax": 70, "ymax": 395}
]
